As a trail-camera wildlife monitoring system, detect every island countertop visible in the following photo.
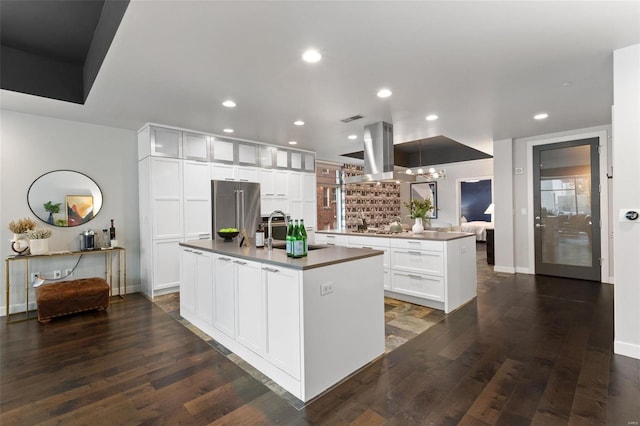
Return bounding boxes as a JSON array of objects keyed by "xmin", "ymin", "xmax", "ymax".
[
  {"xmin": 316, "ymin": 229, "xmax": 475, "ymax": 241},
  {"xmin": 180, "ymin": 239, "xmax": 382, "ymax": 270}
]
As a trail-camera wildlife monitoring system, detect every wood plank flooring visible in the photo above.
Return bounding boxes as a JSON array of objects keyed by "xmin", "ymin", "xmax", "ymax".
[{"xmin": 1, "ymin": 245, "xmax": 639, "ymax": 425}]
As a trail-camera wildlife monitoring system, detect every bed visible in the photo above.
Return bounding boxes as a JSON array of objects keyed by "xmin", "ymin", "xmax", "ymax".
[{"xmin": 460, "ymin": 221, "xmax": 493, "ymax": 241}]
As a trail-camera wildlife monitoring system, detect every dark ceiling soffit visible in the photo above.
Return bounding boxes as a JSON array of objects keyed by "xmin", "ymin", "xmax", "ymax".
[
  {"xmin": 342, "ymin": 135, "xmax": 493, "ymax": 167},
  {"xmin": 0, "ymin": 1, "xmax": 129, "ymax": 105}
]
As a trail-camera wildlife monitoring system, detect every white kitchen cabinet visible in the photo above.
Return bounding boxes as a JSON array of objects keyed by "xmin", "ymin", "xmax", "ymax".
[
  {"xmin": 181, "ymin": 248, "xmax": 197, "ymax": 317},
  {"xmin": 148, "ymin": 126, "xmax": 182, "ymax": 159},
  {"xmin": 151, "ymin": 157, "xmax": 183, "ymax": 239},
  {"xmin": 263, "ymin": 265, "xmax": 301, "ymax": 380},
  {"xmin": 211, "ymin": 163, "xmax": 236, "ymax": 181},
  {"xmin": 315, "ymin": 232, "xmax": 477, "ymax": 313},
  {"xmin": 235, "ymin": 258, "xmax": 265, "ymax": 355},
  {"xmin": 184, "ymin": 160, "xmax": 211, "ymax": 240},
  {"xmin": 153, "ymin": 239, "xmax": 183, "ymax": 292},
  {"xmin": 391, "ymin": 271, "xmax": 444, "ymax": 301},
  {"xmin": 349, "ymin": 236, "xmax": 390, "ymax": 291},
  {"xmin": 238, "ymin": 142, "xmax": 258, "ymax": 165},
  {"xmin": 276, "ymin": 149, "xmax": 289, "ymax": 168},
  {"xmin": 236, "ymin": 166, "xmax": 259, "ymax": 182},
  {"xmin": 290, "ymin": 152, "xmax": 303, "ymax": 170},
  {"xmin": 183, "ymin": 132, "xmax": 209, "ymax": 161},
  {"xmin": 213, "ymin": 255, "xmax": 236, "ymax": 338},
  {"xmin": 181, "ymin": 248, "xmax": 213, "ymax": 326},
  {"xmin": 315, "ymin": 233, "xmax": 349, "ymax": 246},
  {"xmin": 303, "ymin": 153, "xmax": 315, "ymax": 172},
  {"xmin": 302, "ymin": 173, "xmax": 317, "ymax": 229},
  {"xmin": 210, "ymin": 138, "xmax": 235, "ymax": 162},
  {"xmin": 259, "ymin": 169, "xmax": 289, "ymax": 214}
]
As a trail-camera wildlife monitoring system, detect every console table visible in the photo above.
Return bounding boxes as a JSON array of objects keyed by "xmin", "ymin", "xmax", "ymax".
[{"xmin": 4, "ymin": 247, "xmax": 126, "ymax": 323}]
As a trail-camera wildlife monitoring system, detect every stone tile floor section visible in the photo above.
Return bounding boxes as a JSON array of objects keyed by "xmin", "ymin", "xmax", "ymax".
[{"xmin": 150, "ymin": 242, "xmax": 508, "ymax": 409}]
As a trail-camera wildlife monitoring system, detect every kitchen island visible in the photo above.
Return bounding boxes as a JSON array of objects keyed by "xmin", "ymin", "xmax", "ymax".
[
  {"xmin": 179, "ymin": 239, "xmax": 385, "ymax": 402},
  {"xmin": 315, "ymin": 229, "xmax": 477, "ymax": 314}
]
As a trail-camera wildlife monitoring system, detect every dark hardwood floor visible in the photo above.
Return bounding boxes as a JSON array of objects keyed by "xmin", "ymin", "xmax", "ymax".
[{"xmin": 2, "ymin": 245, "xmax": 639, "ymax": 425}]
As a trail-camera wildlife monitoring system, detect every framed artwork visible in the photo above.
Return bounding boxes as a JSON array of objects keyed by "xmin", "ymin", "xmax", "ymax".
[
  {"xmin": 66, "ymin": 195, "xmax": 94, "ymax": 226},
  {"xmin": 410, "ymin": 182, "xmax": 438, "ymax": 219}
]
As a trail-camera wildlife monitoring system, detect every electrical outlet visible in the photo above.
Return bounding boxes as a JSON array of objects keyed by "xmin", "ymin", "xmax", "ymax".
[
  {"xmin": 320, "ymin": 282, "xmax": 334, "ymax": 296},
  {"xmin": 30, "ymin": 272, "xmax": 40, "ymax": 282},
  {"xmin": 53, "ymin": 270, "xmax": 62, "ymax": 279},
  {"xmin": 65, "ymin": 268, "xmax": 74, "ymax": 278}
]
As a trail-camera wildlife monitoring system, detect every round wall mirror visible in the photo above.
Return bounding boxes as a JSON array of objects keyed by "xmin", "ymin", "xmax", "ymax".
[{"xmin": 27, "ymin": 170, "xmax": 103, "ymax": 227}]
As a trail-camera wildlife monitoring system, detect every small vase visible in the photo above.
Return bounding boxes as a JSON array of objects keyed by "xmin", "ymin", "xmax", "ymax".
[
  {"xmin": 47, "ymin": 212, "xmax": 54, "ymax": 225},
  {"xmin": 29, "ymin": 238, "xmax": 49, "ymax": 255},
  {"xmin": 11, "ymin": 233, "xmax": 30, "ymax": 255},
  {"xmin": 412, "ymin": 218, "xmax": 424, "ymax": 234}
]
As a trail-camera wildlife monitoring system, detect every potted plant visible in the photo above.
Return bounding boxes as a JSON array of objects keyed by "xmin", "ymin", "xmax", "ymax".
[
  {"xmin": 43, "ymin": 201, "xmax": 62, "ymax": 225},
  {"xmin": 8, "ymin": 218, "xmax": 37, "ymax": 254},
  {"xmin": 403, "ymin": 198, "xmax": 434, "ymax": 234},
  {"xmin": 26, "ymin": 227, "xmax": 52, "ymax": 255}
]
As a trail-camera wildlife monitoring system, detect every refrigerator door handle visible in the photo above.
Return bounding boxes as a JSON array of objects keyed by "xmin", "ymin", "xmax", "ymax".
[{"xmin": 234, "ymin": 189, "xmax": 245, "ymax": 231}]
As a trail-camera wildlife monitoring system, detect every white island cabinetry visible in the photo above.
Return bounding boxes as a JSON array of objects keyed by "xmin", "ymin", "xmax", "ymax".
[
  {"xmin": 316, "ymin": 231, "xmax": 477, "ymax": 313},
  {"xmin": 179, "ymin": 241, "xmax": 384, "ymax": 402}
]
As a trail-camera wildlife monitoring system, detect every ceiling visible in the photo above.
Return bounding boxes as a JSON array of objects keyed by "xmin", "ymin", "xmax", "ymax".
[{"xmin": 1, "ymin": 1, "xmax": 638, "ymax": 165}]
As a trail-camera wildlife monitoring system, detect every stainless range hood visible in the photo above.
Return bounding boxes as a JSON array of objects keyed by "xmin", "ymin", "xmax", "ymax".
[{"xmin": 344, "ymin": 121, "xmax": 415, "ymax": 184}]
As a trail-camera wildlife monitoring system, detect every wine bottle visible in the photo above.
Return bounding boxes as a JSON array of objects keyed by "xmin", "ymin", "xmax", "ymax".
[
  {"xmin": 286, "ymin": 220, "xmax": 294, "ymax": 257},
  {"xmin": 109, "ymin": 219, "xmax": 116, "ymax": 240},
  {"xmin": 299, "ymin": 219, "xmax": 308, "ymax": 257}
]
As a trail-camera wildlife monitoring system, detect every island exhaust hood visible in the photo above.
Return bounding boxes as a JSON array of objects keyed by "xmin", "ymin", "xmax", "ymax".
[{"xmin": 344, "ymin": 121, "xmax": 415, "ymax": 184}]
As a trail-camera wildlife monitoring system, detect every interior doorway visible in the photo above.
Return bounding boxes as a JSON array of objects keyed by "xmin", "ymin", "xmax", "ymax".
[{"xmin": 532, "ymin": 138, "xmax": 601, "ymax": 281}]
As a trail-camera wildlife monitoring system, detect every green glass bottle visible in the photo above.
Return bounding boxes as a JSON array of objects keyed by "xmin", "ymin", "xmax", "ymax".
[
  {"xmin": 292, "ymin": 219, "xmax": 304, "ymax": 258},
  {"xmin": 286, "ymin": 220, "xmax": 294, "ymax": 257},
  {"xmin": 299, "ymin": 219, "xmax": 308, "ymax": 257}
]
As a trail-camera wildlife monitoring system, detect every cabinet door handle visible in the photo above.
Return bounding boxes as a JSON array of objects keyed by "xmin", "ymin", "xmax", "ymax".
[
  {"xmin": 184, "ymin": 249, "xmax": 193, "ymax": 253},
  {"xmin": 362, "ymin": 246, "xmax": 373, "ymax": 249},
  {"xmin": 219, "ymin": 257, "xmax": 231, "ymax": 262},
  {"xmin": 326, "ymin": 242, "xmax": 335, "ymax": 246},
  {"xmin": 198, "ymin": 233, "xmax": 209, "ymax": 239},
  {"xmin": 408, "ymin": 241, "xmax": 420, "ymax": 244},
  {"xmin": 233, "ymin": 260, "xmax": 247, "ymax": 265},
  {"xmin": 326, "ymin": 235, "xmax": 335, "ymax": 238},
  {"xmin": 262, "ymin": 267, "xmax": 279, "ymax": 273},
  {"xmin": 408, "ymin": 251, "xmax": 422, "ymax": 255},
  {"xmin": 408, "ymin": 274, "xmax": 422, "ymax": 279},
  {"xmin": 224, "ymin": 178, "xmax": 235, "ymax": 181}
]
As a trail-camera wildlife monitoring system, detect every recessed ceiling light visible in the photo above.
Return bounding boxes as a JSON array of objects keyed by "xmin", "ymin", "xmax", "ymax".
[
  {"xmin": 348, "ymin": 134, "xmax": 358, "ymax": 140},
  {"xmin": 288, "ymin": 141, "xmax": 298, "ymax": 145},
  {"xmin": 377, "ymin": 88, "xmax": 392, "ymax": 98},
  {"xmin": 562, "ymin": 81, "xmax": 572, "ymax": 87},
  {"xmin": 425, "ymin": 114, "xmax": 438, "ymax": 121},
  {"xmin": 302, "ymin": 49, "xmax": 322, "ymax": 63},
  {"xmin": 294, "ymin": 120, "xmax": 305, "ymax": 126},
  {"xmin": 222, "ymin": 100, "xmax": 236, "ymax": 108},
  {"xmin": 534, "ymin": 113, "xmax": 549, "ymax": 120},
  {"xmin": 223, "ymin": 128, "xmax": 234, "ymax": 133}
]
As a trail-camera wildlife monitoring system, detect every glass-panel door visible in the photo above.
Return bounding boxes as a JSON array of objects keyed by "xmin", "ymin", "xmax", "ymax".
[{"xmin": 533, "ymin": 138, "xmax": 600, "ymax": 281}]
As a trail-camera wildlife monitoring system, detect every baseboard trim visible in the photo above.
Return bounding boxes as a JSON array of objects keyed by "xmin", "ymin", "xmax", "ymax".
[
  {"xmin": 614, "ymin": 340, "xmax": 640, "ymax": 360},
  {"xmin": 515, "ymin": 267, "xmax": 531, "ymax": 274},
  {"xmin": 493, "ymin": 266, "xmax": 515, "ymax": 274}
]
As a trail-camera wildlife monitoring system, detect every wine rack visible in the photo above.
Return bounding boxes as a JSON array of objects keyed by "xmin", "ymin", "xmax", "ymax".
[{"xmin": 342, "ymin": 164, "xmax": 401, "ymax": 230}]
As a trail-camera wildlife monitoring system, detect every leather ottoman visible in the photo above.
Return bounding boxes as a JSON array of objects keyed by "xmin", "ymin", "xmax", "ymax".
[{"xmin": 35, "ymin": 277, "xmax": 110, "ymax": 322}]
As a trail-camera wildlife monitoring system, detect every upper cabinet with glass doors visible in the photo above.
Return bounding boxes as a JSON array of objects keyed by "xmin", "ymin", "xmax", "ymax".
[{"xmin": 138, "ymin": 124, "xmax": 315, "ymax": 172}]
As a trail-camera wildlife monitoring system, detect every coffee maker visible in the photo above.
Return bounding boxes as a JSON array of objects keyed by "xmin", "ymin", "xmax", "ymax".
[{"xmin": 80, "ymin": 229, "xmax": 95, "ymax": 250}]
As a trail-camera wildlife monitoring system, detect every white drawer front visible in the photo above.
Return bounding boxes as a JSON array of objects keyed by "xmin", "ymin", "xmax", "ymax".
[
  {"xmin": 390, "ymin": 238, "xmax": 443, "ymax": 252},
  {"xmin": 348, "ymin": 235, "xmax": 390, "ymax": 247},
  {"xmin": 350, "ymin": 243, "xmax": 390, "ymax": 268},
  {"xmin": 391, "ymin": 271, "xmax": 444, "ymax": 301},
  {"xmin": 315, "ymin": 233, "xmax": 349, "ymax": 246},
  {"xmin": 391, "ymin": 249, "xmax": 444, "ymax": 275}
]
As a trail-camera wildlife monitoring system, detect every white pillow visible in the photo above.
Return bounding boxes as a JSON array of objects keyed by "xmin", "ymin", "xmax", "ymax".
[{"xmin": 461, "ymin": 216, "xmax": 468, "ymax": 223}]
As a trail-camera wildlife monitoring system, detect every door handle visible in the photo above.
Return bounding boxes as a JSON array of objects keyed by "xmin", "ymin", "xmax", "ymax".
[{"xmin": 535, "ymin": 224, "xmax": 546, "ymax": 228}]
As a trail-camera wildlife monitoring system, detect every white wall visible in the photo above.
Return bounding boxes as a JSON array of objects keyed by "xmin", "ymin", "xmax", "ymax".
[
  {"xmin": 400, "ymin": 159, "xmax": 493, "ymax": 226},
  {"xmin": 0, "ymin": 110, "xmax": 140, "ymax": 314},
  {"xmin": 613, "ymin": 44, "xmax": 640, "ymax": 360},
  {"xmin": 493, "ymin": 138, "xmax": 515, "ymax": 273}
]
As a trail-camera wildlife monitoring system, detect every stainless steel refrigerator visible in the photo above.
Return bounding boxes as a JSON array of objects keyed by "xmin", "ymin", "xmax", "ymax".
[{"xmin": 211, "ymin": 180, "xmax": 261, "ymax": 240}]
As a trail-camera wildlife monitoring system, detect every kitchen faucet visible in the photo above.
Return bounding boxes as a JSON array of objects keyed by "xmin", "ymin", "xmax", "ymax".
[{"xmin": 266, "ymin": 210, "xmax": 288, "ymax": 250}]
